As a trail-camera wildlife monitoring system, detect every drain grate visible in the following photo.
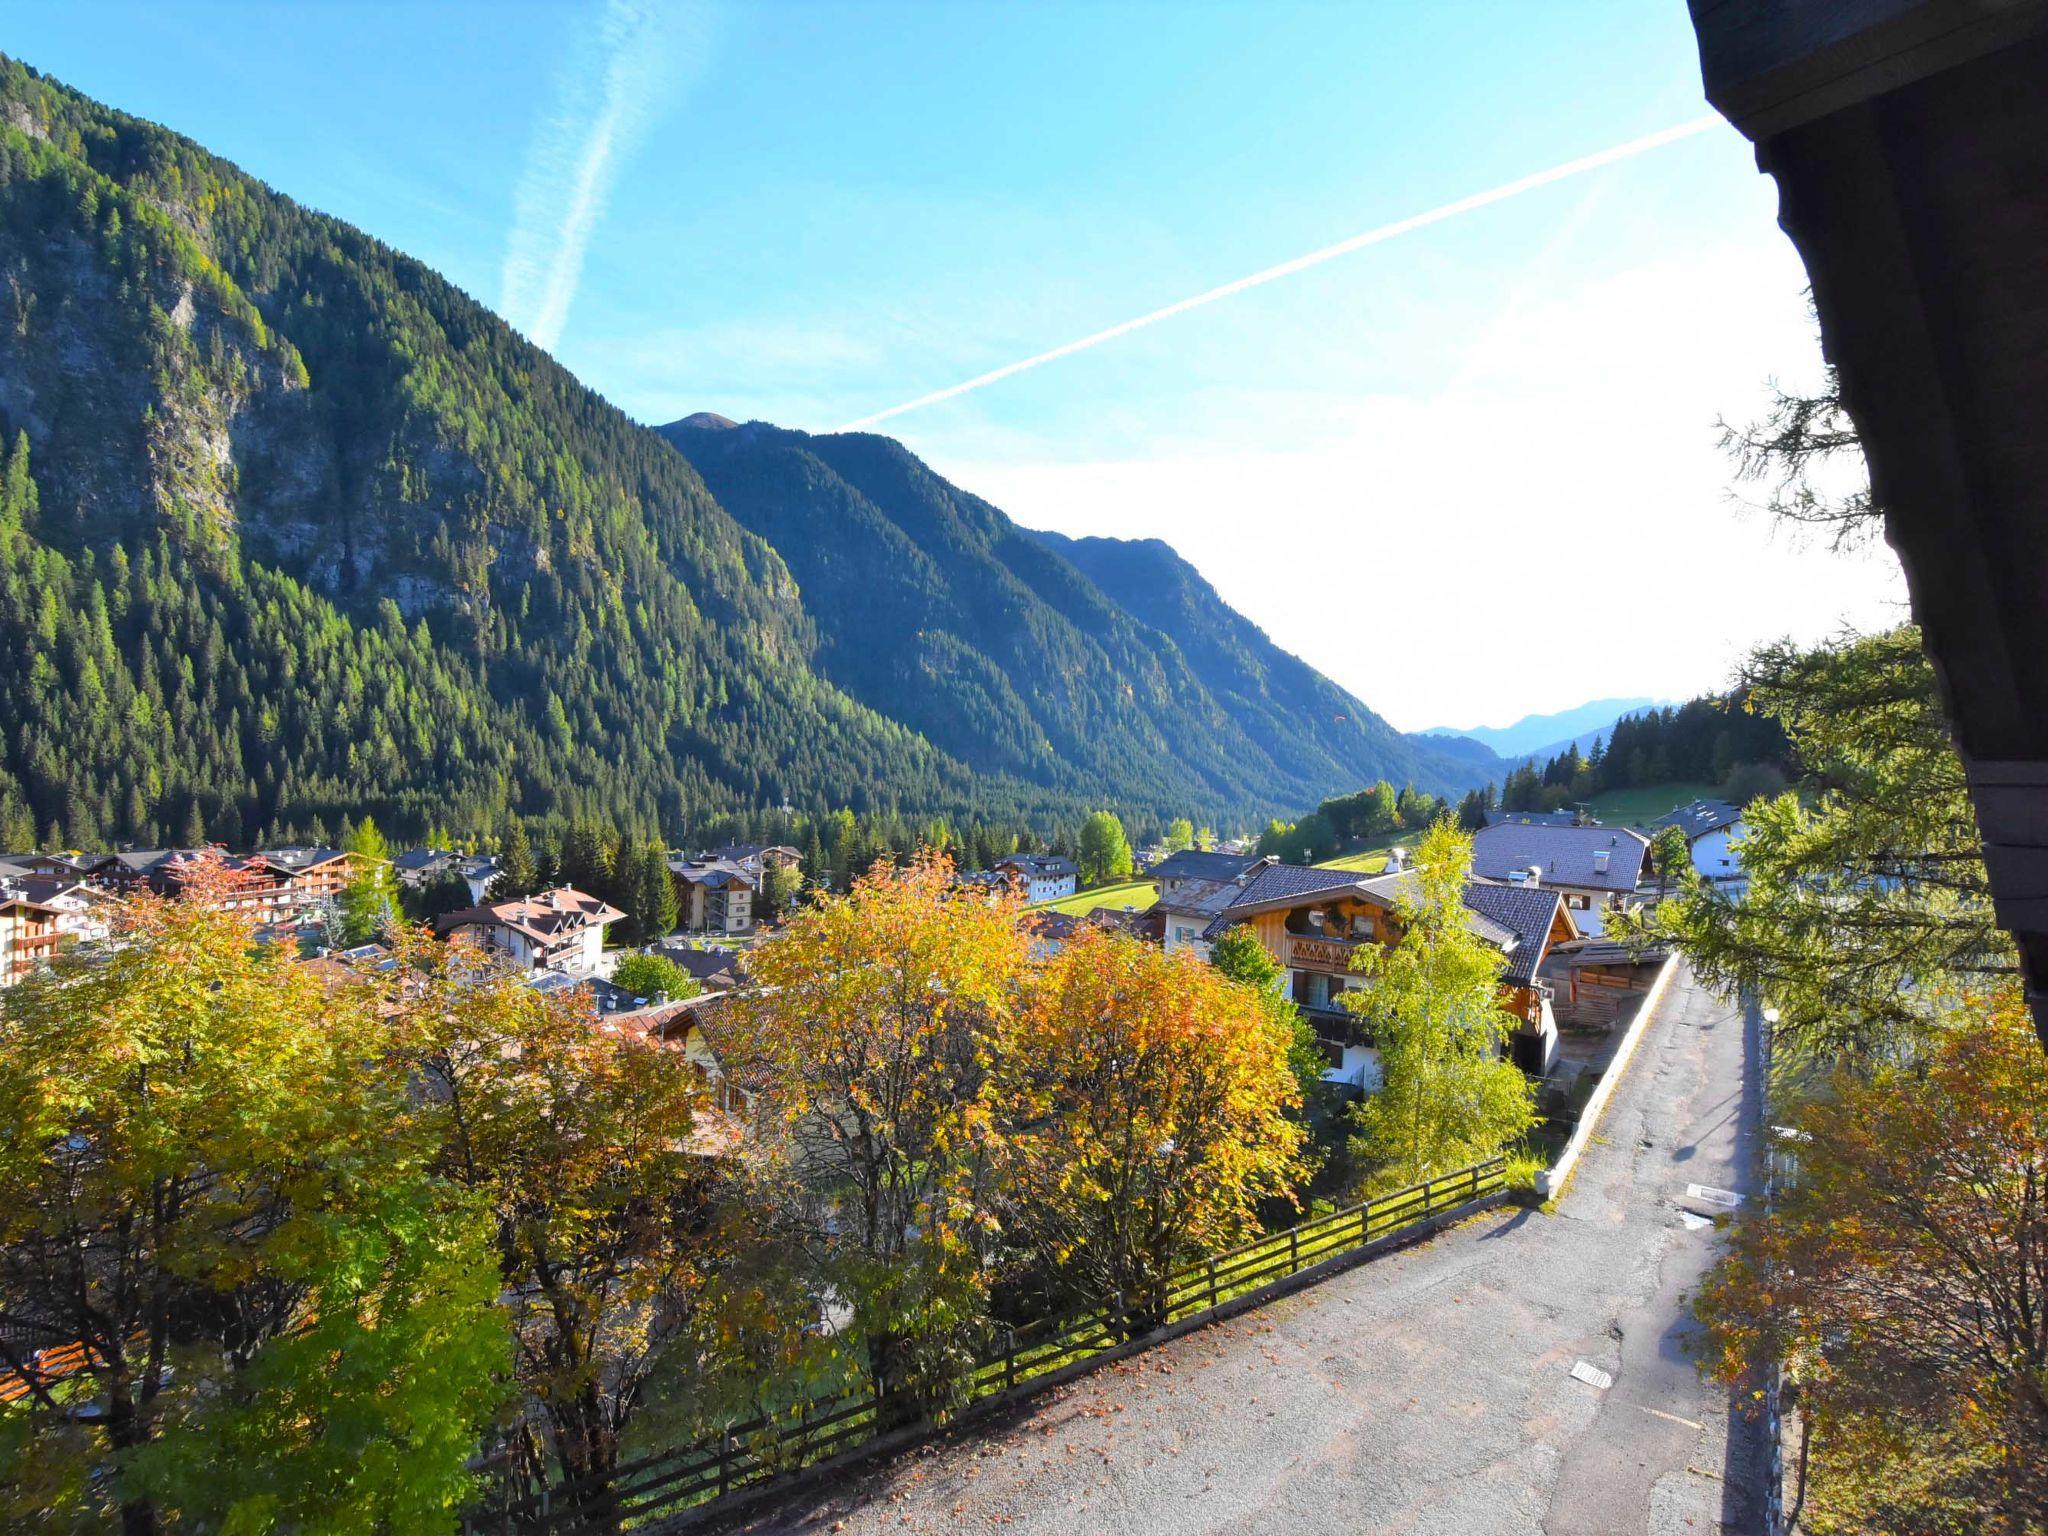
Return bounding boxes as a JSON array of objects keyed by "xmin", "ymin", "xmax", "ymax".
[{"xmin": 1685, "ymin": 1183, "xmax": 1742, "ymax": 1209}]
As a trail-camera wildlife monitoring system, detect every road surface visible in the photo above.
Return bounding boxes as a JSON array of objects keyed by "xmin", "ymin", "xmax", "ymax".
[{"xmin": 725, "ymin": 966, "xmax": 1768, "ymax": 1536}]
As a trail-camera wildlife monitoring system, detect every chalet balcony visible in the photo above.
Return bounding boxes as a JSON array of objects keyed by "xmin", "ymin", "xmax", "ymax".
[{"xmin": 1282, "ymin": 932, "xmax": 1366, "ymax": 974}]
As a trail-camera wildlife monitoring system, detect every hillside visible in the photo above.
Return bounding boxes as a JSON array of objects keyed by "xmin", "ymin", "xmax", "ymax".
[
  {"xmin": 0, "ymin": 54, "xmax": 999, "ymax": 847},
  {"xmin": 1026, "ymin": 529, "xmax": 1492, "ymax": 796},
  {"xmin": 663, "ymin": 423, "xmax": 1485, "ymax": 812},
  {"xmin": 0, "ymin": 55, "xmax": 1482, "ymax": 849}
]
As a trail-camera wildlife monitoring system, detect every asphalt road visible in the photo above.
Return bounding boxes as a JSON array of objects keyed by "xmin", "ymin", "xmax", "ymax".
[{"xmin": 727, "ymin": 966, "xmax": 1767, "ymax": 1536}]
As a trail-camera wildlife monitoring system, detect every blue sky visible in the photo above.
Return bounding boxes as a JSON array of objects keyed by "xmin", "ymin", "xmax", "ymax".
[{"xmin": 9, "ymin": 1, "xmax": 1904, "ymax": 729}]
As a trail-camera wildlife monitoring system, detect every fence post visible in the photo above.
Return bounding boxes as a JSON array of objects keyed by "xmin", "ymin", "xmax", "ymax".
[
  {"xmin": 1003, "ymin": 1326, "xmax": 1016, "ymax": 1392},
  {"xmin": 717, "ymin": 1433, "xmax": 733, "ymax": 1499},
  {"xmin": 1360, "ymin": 1198, "xmax": 1371, "ymax": 1247},
  {"xmin": 1206, "ymin": 1256, "xmax": 1218, "ymax": 1313},
  {"xmin": 1288, "ymin": 1223, "xmax": 1299, "ymax": 1274},
  {"xmin": 1420, "ymin": 1175, "xmax": 1436, "ymax": 1216}
]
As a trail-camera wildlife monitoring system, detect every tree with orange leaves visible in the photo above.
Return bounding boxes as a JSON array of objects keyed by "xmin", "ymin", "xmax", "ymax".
[
  {"xmin": 1693, "ymin": 987, "xmax": 2048, "ymax": 1533},
  {"xmin": 725, "ymin": 853, "xmax": 1031, "ymax": 1415},
  {"xmin": 1000, "ymin": 926, "xmax": 1304, "ymax": 1331}
]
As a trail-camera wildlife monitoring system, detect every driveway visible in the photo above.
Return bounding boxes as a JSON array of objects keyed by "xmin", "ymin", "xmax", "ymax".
[{"xmin": 726, "ymin": 966, "xmax": 1768, "ymax": 1536}]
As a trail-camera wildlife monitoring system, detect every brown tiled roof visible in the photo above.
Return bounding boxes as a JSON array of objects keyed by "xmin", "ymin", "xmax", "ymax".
[{"xmin": 434, "ymin": 886, "xmax": 624, "ymax": 945}]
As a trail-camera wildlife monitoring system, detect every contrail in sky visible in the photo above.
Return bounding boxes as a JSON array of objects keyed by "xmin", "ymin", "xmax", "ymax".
[
  {"xmin": 833, "ymin": 114, "xmax": 1722, "ymax": 433},
  {"xmin": 502, "ymin": 0, "xmax": 683, "ymax": 352}
]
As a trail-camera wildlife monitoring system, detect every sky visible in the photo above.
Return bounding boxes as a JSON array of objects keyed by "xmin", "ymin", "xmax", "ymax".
[{"xmin": 7, "ymin": 1, "xmax": 1907, "ymax": 731}]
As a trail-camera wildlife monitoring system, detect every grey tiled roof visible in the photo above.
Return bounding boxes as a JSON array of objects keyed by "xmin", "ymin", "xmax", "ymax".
[
  {"xmin": 1148, "ymin": 849, "xmax": 1263, "ymax": 885},
  {"xmin": 1649, "ymin": 798, "xmax": 1744, "ymax": 839},
  {"xmin": 1151, "ymin": 875, "xmax": 1249, "ymax": 918},
  {"xmin": 1470, "ymin": 823, "xmax": 1648, "ymax": 893},
  {"xmin": 1462, "ymin": 881, "xmax": 1565, "ymax": 984}
]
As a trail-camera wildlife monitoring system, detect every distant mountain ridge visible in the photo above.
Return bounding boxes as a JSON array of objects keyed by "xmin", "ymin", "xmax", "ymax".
[
  {"xmin": 1424, "ymin": 697, "xmax": 1664, "ymax": 761},
  {"xmin": 660, "ymin": 419, "xmax": 1492, "ymax": 810}
]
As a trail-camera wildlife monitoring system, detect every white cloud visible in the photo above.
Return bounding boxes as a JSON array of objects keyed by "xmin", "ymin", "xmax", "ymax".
[
  {"xmin": 931, "ymin": 239, "xmax": 1908, "ymax": 732},
  {"xmin": 500, "ymin": 0, "xmax": 702, "ymax": 352}
]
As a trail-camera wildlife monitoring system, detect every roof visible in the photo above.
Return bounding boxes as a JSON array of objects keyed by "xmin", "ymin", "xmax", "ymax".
[
  {"xmin": 256, "ymin": 846, "xmax": 350, "ymax": 874},
  {"xmin": 1147, "ymin": 849, "xmax": 1264, "ymax": 885},
  {"xmin": 706, "ymin": 842, "xmax": 799, "ymax": 863},
  {"xmin": 0, "ymin": 875, "xmax": 118, "ymax": 907},
  {"xmin": 434, "ymin": 886, "xmax": 625, "ymax": 945},
  {"xmin": 1191, "ymin": 860, "xmax": 1560, "ymax": 974},
  {"xmin": 669, "ymin": 857, "xmax": 758, "ymax": 889},
  {"xmin": 1461, "ymin": 880, "xmax": 1571, "ymax": 984},
  {"xmin": 992, "ymin": 854, "xmax": 1078, "ymax": 879},
  {"xmin": 1151, "ymin": 874, "xmax": 1251, "ymax": 919},
  {"xmin": 1469, "ymin": 823, "xmax": 1649, "ymax": 893},
  {"xmin": 1483, "ymin": 809, "xmax": 1585, "ymax": 827},
  {"xmin": 393, "ymin": 846, "xmax": 458, "ymax": 874},
  {"xmin": 1648, "ymin": 799, "xmax": 1746, "ymax": 840},
  {"xmin": 652, "ymin": 943, "xmax": 748, "ymax": 990}
]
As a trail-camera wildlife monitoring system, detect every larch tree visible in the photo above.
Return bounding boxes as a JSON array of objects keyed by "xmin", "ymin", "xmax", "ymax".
[
  {"xmin": 1613, "ymin": 626, "xmax": 2014, "ymax": 1063},
  {"xmin": 1343, "ymin": 819, "xmax": 1535, "ymax": 1191},
  {"xmin": 339, "ymin": 812, "xmax": 398, "ymax": 943},
  {"xmin": 1002, "ymin": 930, "xmax": 1303, "ymax": 1330}
]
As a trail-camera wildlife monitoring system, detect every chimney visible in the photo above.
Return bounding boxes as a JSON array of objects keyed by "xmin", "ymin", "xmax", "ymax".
[{"xmin": 1593, "ymin": 849, "xmax": 1610, "ymax": 875}]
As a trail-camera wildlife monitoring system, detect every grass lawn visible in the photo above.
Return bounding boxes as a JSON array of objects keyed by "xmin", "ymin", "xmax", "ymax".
[
  {"xmin": 1032, "ymin": 878, "xmax": 1158, "ymax": 916},
  {"xmin": 1313, "ymin": 826, "xmax": 1420, "ymax": 873},
  {"xmin": 1580, "ymin": 781, "xmax": 1719, "ymax": 828}
]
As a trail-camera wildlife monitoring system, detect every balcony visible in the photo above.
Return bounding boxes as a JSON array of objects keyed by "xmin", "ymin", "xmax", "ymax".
[{"xmin": 1283, "ymin": 932, "xmax": 1365, "ymax": 974}]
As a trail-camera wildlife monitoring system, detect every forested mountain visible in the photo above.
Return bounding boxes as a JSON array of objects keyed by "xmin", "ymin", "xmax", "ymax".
[
  {"xmin": 663, "ymin": 421, "xmax": 1485, "ymax": 812},
  {"xmin": 1026, "ymin": 528, "xmax": 1488, "ymax": 795},
  {"xmin": 0, "ymin": 55, "xmax": 1483, "ymax": 851},
  {"xmin": 1421, "ymin": 696, "xmax": 1662, "ymax": 760}
]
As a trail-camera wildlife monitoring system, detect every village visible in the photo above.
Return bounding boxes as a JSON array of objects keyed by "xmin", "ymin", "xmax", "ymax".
[{"xmin": 0, "ymin": 795, "xmax": 1751, "ymax": 1120}]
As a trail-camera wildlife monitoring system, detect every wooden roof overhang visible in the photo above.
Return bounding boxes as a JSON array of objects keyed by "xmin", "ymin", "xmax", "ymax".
[{"xmin": 1690, "ymin": 0, "xmax": 2048, "ymax": 1045}]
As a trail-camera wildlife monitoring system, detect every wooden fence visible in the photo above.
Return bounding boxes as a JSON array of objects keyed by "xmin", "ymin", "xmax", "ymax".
[{"xmin": 466, "ymin": 1155, "xmax": 1508, "ymax": 1536}]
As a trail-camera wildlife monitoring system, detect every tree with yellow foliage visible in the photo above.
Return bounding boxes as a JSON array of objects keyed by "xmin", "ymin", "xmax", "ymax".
[
  {"xmin": 726, "ymin": 853, "xmax": 1031, "ymax": 1415},
  {"xmin": 1002, "ymin": 928, "xmax": 1304, "ymax": 1331},
  {"xmin": 0, "ymin": 889, "xmax": 505, "ymax": 1536}
]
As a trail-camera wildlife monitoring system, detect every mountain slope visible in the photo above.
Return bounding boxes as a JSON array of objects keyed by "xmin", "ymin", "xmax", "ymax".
[
  {"xmin": 1023, "ymin": 527, "xmax": 1493, "ymax": 796},
  {"xmin": 662, "ymin": 421, "xmax": 1486, "ymax": 807},
  {"xmin": 0, "ymin": 55, "xmax": 986, "ymax": 845},
  {"xmin": 0, "ymin": 53, "xmax": 1484, "ymax": 850},
  {"xmin": 1422, "ymin": 697, "xmax": 1662, "ymax": 760}
]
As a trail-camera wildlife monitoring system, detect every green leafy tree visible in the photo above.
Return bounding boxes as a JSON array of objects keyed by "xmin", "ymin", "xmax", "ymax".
[
  {"xmin": 1076, "ymin": 810, "xmax": 1134, "ymax": 887},
  {"xmin": 1650, "ymin": 823, "xmax": 1692, "ymax": 901},
  {"xmin": 0, "ymin": 891, "xmax": 506, "ymax": 1536},
  {"xmin": 1343, "ymin": 820, "xmax": 1535, "ymax": 1190},
  {"xmin": 610, "ymin": 951, "xmax": 700, "ymax": 1003},
  {"xmin": 407, "ymin": 867, "xmax": 477, "ymax": 923},
  {"xmin": 1212, "ymin": 924, "xmax": 1329, "ymax": 1124},
  {"xmin": 757, "ymin": 859, "xmax": 803, "ymax": 923},
  {"xmin": 1162, "ymin": 817, "xmax": 1195, "ymax": 853},
  {"xmin": 620, "ymin": 838, "xmax": 678, "ymax": 943},
  {"xmin": 339, "ymin": 813, "xmax": 398, "ymax": 944}
]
